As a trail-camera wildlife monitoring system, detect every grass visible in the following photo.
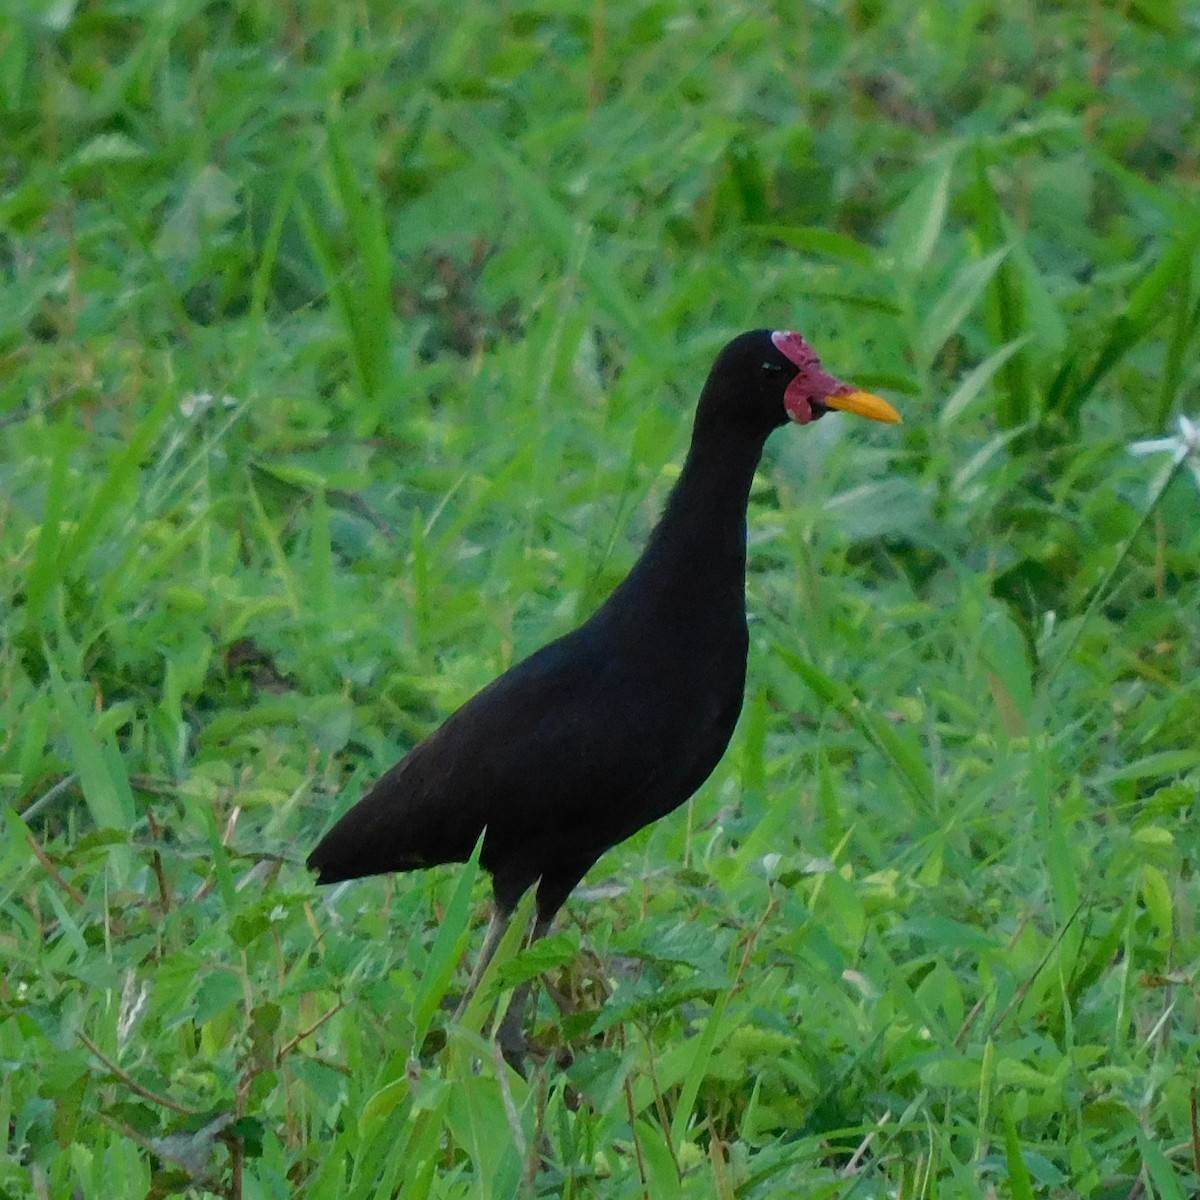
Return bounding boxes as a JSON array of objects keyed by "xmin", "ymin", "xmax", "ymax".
[{"xmin": 2, "ymin": 0, "xmax": 1199, "ymax": 1195}]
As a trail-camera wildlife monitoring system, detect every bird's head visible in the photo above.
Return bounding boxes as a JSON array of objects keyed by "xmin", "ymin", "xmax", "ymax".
[{"xmin": 698, "ymin": 329, "xmax": 901, "ymax": 435}]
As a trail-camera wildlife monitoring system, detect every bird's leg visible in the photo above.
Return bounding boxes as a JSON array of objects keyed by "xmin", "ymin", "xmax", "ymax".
[
  {"xmin": 495, "ymin": 914, "xmax": 553, "ymax": 1072},
  {"xmin": 452, "ymin": 905, "xmax": 512, "ymax": 1021}
]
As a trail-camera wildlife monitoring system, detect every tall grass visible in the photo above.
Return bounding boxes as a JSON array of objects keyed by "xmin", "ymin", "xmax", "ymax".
[{"xmin": 1, "ymin": 1, "xmax": 1198, "ymax": 1196}]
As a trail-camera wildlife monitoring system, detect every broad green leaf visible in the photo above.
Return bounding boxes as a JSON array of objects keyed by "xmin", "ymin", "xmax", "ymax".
[
  {"xmin": 979, "ymin": 607, "xmax": 1034, "ymax": 735},
  {"xmin": 1140, "ymin": 864, "xmax": 1173, "ymax": 942},
  {"xmin": 1136, "ymin": 1129, "xmax": 1190, "ymax": 1200},
  {"xmin": 359, "ymin": 1076, "xmax": 409, "ymax": 1138},
  {"xmin": 890, "ymin": 149, "xmax": 957, "ymax": 275}
]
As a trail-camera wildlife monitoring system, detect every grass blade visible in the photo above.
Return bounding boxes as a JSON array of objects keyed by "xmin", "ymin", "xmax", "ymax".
[
  {"xmin": 970, "ymin": 151, "xmax": 1031, "ymax": 426},
  {"xmin": 450, "ymin": 110, "xmax": 650, "ymax": 351},
  {"xmin": 23, "ymin": 424, "xmax": 73, "ymax": 630},
  {"xmin": 1001, "ymin": 1096, "xmax": 1035, "ymax": 1200},
  {"xmin": 410, "ymin": 835, "xmax": 483, "ymax": 1048},
  {"xmin": 940, "ymin": 335, "xmax": 1032, "ymax": 425},
  {"xmin": 774, "ymin": 642, "xmax": 935, "ymax": 815},
  {"xmin": 46, "ymin": 658, "xmax": 136, "ymax": 832},
  {"xmin": 670, "ymin": 990, "xmax": 729, "ymax": 1148},
  {"xmin": 918, "ymin": 246, "xmax": 1009, "ymax": 369}
]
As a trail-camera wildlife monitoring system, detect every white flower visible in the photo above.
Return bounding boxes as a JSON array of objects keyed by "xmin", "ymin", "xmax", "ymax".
[
  {"xmin": 1130, "ymin": 415, "xmax": 1200, "ymax": 491},
  {"xmin": 179, "ymin": 390, "xmax": 238, "ymax": 418}
]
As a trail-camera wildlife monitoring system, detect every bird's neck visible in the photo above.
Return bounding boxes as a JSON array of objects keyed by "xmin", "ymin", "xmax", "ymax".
[
  {"xmin": 660, "ymin": 426, "xmax": 766, "ymax": 552},
  {"xmin": 614, "ymin": 423, "xmax": 770, "ymax": 610}
]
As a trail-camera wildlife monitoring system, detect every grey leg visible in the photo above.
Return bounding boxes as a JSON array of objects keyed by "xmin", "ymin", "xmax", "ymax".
[
  {"xmin": 495, "ymin": 915, "xmax": 553, "ymax": 1072},
  {"xmin": 452, "ymin": 906, "xmax": 512, "ymax": 1021}
]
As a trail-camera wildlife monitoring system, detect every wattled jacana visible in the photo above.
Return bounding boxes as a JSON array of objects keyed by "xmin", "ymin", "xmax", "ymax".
[{"xmin": 309, "ymin": 329, "xmax": 900, "ymax": 1060}]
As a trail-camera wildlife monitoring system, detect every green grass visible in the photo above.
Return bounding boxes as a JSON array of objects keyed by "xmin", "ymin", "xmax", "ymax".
[{"xmin": 2, "ymin": 0, "xmax": 1200, "ymax": 1195}]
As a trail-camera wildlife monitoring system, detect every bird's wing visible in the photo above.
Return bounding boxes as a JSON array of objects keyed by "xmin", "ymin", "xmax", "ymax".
[{"xmin": 307, "ymin": 628, "xmax": 664, "ymax": 884}]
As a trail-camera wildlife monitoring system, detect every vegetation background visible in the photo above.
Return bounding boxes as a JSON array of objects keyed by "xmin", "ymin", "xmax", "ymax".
[{"xmin": 2, "ymin": 0, "xmax": 1199, "ymax": 1196}]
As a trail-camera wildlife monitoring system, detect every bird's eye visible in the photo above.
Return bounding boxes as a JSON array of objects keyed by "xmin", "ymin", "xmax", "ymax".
[{"xmin": 760, "ymin": 361, "xmax": 783, "ymax": 375}]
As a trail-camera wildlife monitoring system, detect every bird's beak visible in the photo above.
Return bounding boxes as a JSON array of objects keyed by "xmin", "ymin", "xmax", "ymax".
[
  {"xmin": 822, "ymin": 389, "xmax": 902, "ymax": 424},
  {"xmin": 770, "ymin": 331, "xmax": 902, "ymax": 425}
]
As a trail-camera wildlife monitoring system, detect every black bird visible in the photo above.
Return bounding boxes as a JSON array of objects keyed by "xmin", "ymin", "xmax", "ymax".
[{"xmin": 309, "ymin": 329, "xmax": 900, "ymax": 1057}]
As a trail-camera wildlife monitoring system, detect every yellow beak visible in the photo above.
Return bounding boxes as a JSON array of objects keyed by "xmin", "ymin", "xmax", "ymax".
[{"xmin": 823, "ymin": 389, "xmax": 902, "ymax": 424}]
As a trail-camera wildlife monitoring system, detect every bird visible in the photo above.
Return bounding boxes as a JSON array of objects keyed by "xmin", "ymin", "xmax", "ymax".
[{"xmin": 308, "ymin": 329, "xmax": 900, "ymax": 1062}]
